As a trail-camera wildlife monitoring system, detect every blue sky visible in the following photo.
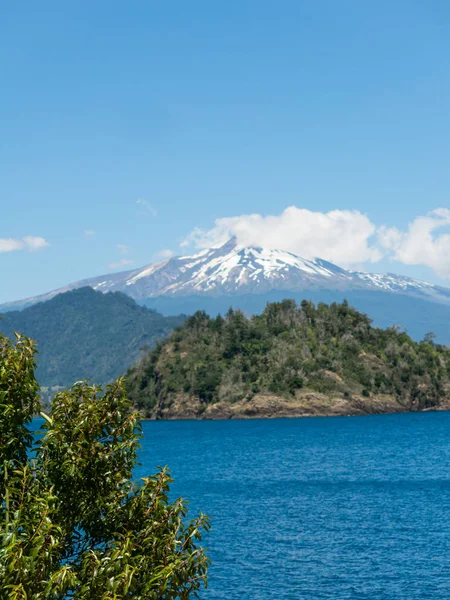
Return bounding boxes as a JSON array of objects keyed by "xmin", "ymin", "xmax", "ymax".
[{"xmin": 2, "ymin": 1, "xmax": 450, "ymax": 303}]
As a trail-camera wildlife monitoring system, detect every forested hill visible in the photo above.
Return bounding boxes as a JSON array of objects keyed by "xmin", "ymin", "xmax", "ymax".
[
  {"xmin": 126, "ymin": 300, "xmax": 450, "ymax": 419},
  {"xmin": 0, "ymin": 287, "xmax": 185, "ymax": 388}
]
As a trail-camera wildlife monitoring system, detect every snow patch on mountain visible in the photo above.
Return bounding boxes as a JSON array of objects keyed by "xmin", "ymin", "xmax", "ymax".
[{"xmin": 125, "ymin": 259, "xmax": 170, "ymax": 285}]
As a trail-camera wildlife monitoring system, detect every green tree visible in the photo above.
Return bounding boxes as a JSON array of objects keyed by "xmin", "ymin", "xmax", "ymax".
[{"xmin": 0, "ymin": 333, "xmax": 210, "ymax": 599}]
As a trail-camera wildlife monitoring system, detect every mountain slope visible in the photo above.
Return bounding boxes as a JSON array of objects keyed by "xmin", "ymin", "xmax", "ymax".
[
  {"xmin": 0, "ymin": 287, "xmax": 185, "ymax": 388},
  {"xmin": 2, "ymin": 239, "xmax": 450, "ymax": 311},
  {"xmin": 126, "ymin": 300, "xmax": 450, "ymax": 420},
  {"xmin": 3, "ymin": 239, "xmax": 450, "ymax": 346}
]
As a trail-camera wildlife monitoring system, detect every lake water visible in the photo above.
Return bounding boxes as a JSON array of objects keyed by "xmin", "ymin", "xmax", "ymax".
[{"xmin": 137, "ymin": 413, "xmax": 450, "ymax": 599}]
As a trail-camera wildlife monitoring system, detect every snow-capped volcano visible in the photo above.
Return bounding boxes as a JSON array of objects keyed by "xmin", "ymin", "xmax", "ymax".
[
  {"xmin": 127, "ymin": 238, "xmax": 356, "ymax": 297},
  {"xmin": 2, "ymin": 239, "xmax": 450, "ymax": 311}
]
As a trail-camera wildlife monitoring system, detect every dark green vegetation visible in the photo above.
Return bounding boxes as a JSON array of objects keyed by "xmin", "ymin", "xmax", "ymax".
[
  {"xmin": 0, "ymin": 332, "xmax": 209, "ymax": 598},
  {"xmin": 0, "ymin": 287, "xmax": 185, "ymax": 388},
  {"xmin": 143, "ymin": 289, "xmax": 450, "ymax": 346},
  {"xmin": 127, "ymin": 300, "xmax": 450, "ymax": 417}
]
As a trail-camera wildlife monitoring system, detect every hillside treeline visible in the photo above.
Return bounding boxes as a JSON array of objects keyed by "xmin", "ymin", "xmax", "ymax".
[{"xmin": 0, "ymin": 287, "xmax": 185, "ymax": 388}]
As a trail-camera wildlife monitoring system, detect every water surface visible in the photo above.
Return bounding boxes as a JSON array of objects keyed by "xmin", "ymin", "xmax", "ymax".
[{"xmin": 137, "ymin": 413, "xmax": 450, "ymax": 599}]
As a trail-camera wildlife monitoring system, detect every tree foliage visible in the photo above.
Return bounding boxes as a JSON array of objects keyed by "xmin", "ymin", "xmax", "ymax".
[
  {"xmin": 0, "ymin": 332, "xmax": 209, "ymax": 599},
  {"xmin": 127, "ymin": 300, "xmax": 450, "ymax": 415}
]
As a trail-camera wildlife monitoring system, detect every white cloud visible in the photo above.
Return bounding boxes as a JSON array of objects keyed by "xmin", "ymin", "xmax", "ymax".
[
  {"xmin": 108, "ymin": 258, "xmax": 135, "ymax": 270},
  {"xmin": 182, "ymin": 206, "xmax": 382, "ymax": 267},
  {"xmin": 136, "ymin": 199, "xmax": 157, "ymax": 217},
  {"xmin": 378, "ymin": 208, "xmax": 450, "ymax": 278},
  {"xmin": 0, "ymin": 238, "xmax": 25, "ymax": 253},
  {"xmin": 182, "ymin": 205, "xmax": 450, "ymax": 279},
  {"xmin": 117, "ymin": 244, "xmax": 130, "ymax": 255},
  {"xmin": 83, "ymin": 229, "xmax": 96, "ymax": 238},
  {"xmin": 0, "ymin": 236, "xmax": 49, "ymax": 253},
  {"xmin": 23, "ymin": 236, "xmax": 50, "ymax": 252},
  {"xmin": 153, "ymin": 248, "xmax": 175, "ymax": 260}
]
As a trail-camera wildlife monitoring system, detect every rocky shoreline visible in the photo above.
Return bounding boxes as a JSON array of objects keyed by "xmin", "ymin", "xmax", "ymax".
[{"xmin": 149, "ymin": 391, "xmax": 450, "ymax": 420}]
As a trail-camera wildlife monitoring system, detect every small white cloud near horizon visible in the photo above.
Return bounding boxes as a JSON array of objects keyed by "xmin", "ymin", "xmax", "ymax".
[
  {"xmin": 108, "ymin": 258, "xmax": 135, "ymax": 270},
  {"xmin": 0, "ymin": 236, "xmax": 49, "ymax": 253},
  {"xmin": 153, "ymin": 248, "xmax": 175, "ymax": 260},
  {"xmin": 136, "ymin": 198, "xmax": 157, "ymax": 217},
  {"xmin": 83, "ymin": 229, "xmax": 96, "ymax": 238},
  {"xmin": 117, "ymin": 244, "xmax": 130, "ymax": 255}
]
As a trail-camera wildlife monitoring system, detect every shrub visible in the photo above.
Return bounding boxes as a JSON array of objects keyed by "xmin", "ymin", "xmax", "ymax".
[{"xmin": 0, "ymin": 333, "xmax": 210, "ymax": 598}]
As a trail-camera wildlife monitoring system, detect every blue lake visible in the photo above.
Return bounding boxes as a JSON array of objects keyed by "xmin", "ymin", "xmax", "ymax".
[{"xmin": 136, "ymin": 413, "xmax": 450, "ymax": 599}]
